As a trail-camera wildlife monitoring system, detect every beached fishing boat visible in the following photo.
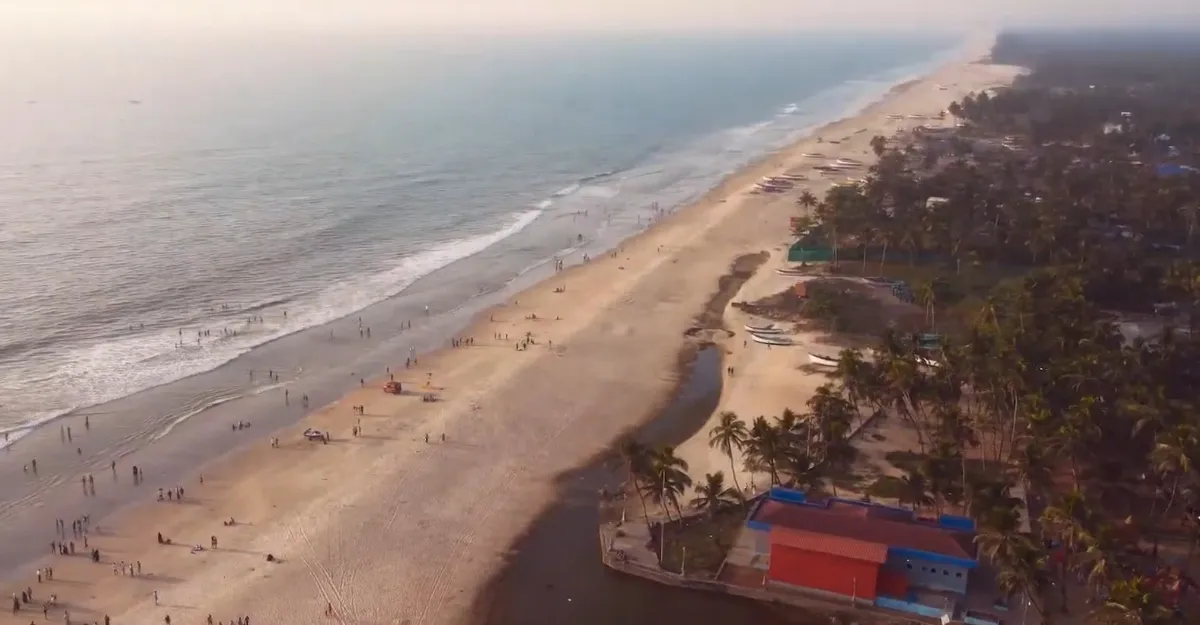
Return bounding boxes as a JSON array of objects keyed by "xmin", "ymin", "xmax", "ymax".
[
  {"xmin": 775, "ymin": 268, "xmax": 807, "ymax": 276},
  {"xmin": 747, "ymin": 326, "xmax": 784, "ymax": 335},
  {"xmin": 745, "ymin": 323, "xmax": 777, "ymax": 332},
  {"xmin": 777, "ymin": 173, "xmax": 808, "ymax": 181},
  {"xmin": 753, "ymin": 334, "xmax": 793, "ymax": 346},
  {"xmin": 801, "ymin": 152, "xmax": 827, "ymax": 158},
  {"xmin": 808, "ymin": 353, "xmax": 839, "ymax": 367}
]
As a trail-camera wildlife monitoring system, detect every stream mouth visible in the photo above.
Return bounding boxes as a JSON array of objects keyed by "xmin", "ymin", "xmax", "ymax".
[{"xmin": 467, "ymin": 253, "xmax": 811, "ymax": 625}]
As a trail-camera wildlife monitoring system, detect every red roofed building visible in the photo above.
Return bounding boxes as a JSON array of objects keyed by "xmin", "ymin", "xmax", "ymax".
[{"xmin": 744, "ymin": 488, "xmax": 977, "ymax": 606}]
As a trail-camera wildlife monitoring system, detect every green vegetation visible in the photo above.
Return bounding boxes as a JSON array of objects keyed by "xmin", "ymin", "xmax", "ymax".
[{"xmin": 620, "ymin": 31, "xmax": 1200, "ymax": 623}]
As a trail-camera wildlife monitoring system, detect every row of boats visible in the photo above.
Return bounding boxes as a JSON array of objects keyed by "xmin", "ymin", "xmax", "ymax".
[
  {"xmin": 755, "ymin": 173, "xmax": 809, "ymax": 193},
  {"xmin": 746, "ymin": 324, "xmax": 941, "ymax": 365},
  {"xmin": 744, "ymin": 323, "xmax": 794, "ymax": 346}
]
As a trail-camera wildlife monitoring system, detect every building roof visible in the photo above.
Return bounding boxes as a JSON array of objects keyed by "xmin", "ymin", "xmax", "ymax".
[
  {"xmin": 754, "ymin": 499, "xmax": 976, "ymax": 561},
  {"xmin": 770, "ymin": 527, "xmax": 888, "ymax": 564}
]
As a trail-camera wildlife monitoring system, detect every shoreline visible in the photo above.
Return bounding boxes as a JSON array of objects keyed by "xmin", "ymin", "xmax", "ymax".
[
  {"xmin": 0, "ymin": 41, "xmax": 967, "ymax": 577},
  {"xmin": 0, "ymin": 43, "xmax": 1013, "ymax": 625},
  {"xmin": 0, "ymin": 39, "xmax": 951, "ymax": 448}
]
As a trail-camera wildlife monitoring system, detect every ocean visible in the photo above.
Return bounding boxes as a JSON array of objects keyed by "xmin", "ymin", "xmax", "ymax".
[{"xmin": 0, "ymin": 30, "xmax": 959, "ymax": 445}]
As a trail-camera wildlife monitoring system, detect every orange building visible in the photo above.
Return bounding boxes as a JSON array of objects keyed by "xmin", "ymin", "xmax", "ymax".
[{"xmin": 744, "ymin": 488, "xmax": 977, "ymax": 605}]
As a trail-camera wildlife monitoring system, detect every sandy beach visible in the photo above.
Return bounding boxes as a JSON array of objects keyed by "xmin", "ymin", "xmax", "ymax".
[{"xmin": 0, "ymin": 45, "xmax": 1022, "ymax": 625}]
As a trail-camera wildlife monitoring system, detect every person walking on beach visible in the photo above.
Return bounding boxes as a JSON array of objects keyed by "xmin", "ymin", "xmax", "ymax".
[{"xmin": 152, "ymin": 591, "xmax": 158, "ymax": 606}]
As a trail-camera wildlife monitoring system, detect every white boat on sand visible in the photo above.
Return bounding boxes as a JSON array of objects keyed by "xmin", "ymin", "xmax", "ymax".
[
  {"xmin": 753, "ymin": 334, "xmax": 794, "ymax": 346},
  {"xmin": 745, "ymin": 323, "xmax": 778, "ymax": 332},
  {"xmin": 809, "ymin": 353, "xmax": 839, "ymax": 367},
  {"xmin": 747, "ymin": 326, "xmax": 784, "ymax": 335}
]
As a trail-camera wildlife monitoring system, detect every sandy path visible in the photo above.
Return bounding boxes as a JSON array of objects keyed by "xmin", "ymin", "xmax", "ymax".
[{"xmin": 0, "ymin": 54, "xmax": 1022, "ymax": 625}]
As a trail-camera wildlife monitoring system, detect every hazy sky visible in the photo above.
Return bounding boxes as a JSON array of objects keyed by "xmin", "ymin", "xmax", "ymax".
[{"xmin": 2, "ymin": 0, "xmax": 1199, "ymax": 33}]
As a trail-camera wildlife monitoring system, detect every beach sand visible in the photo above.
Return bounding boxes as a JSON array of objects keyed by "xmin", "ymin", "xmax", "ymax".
[{"xmin": 0, "ymin": 50, "xmax": 1023, "ymax": 625}]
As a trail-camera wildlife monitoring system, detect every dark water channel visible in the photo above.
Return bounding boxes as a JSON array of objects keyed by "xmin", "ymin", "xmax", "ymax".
[{"xmin": 469, "ymin": 345, "xmax": 805, "ymax": 625}]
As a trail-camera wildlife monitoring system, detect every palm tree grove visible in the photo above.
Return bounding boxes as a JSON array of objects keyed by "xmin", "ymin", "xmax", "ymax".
[{"xmin": 614, "ymin": 31, "xmax": 1200, "ymax": 625}]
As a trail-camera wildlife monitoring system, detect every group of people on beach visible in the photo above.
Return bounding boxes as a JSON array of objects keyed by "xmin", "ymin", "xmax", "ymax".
[
  {"xmin": 156, "ymin": 486, "xmax": 185, "ymax": 502},
  {"xmin": 9, "ymin": 284, "xmax": 600, "ymax": 625}
]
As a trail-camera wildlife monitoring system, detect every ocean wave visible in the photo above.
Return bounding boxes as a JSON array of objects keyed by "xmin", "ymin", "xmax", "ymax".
[
  {"xmin": 0, "ymin": 407, "xmax": 73, "ymax": 449},
  {"xmin": 151, "ymin": 390, "xmax": 243, "ymax": 442},
  {"xmin": 579, "ymin": 169, "xmax": 617, "ymax": 184},
  {"xmin": 15, "ymin": 208, "xmax": 543, "ymax": 432},
  {"xmin": 551, "ymin": 183, "xmax": 580, "ymax": 197}
]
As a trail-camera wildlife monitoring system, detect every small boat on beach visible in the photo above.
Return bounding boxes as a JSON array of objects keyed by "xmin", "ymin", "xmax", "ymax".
[
  {"xmin": 801, "ymin": 152, "xmax": 827, "ymax": 159},
  {"xmin": 836, "ymin": 158, "xmax": 863, "ymax": 166},
  {"xmin": 753, "ymin": 334, "xmax": 794, "ymax": 346},
  {"xmin": 776, "ymin": 173, "xmax": 808, "ymax": 181},
  {"xmin": 776, "ymin": 268, "xmax": 807, "ymax": 276},
  {"xmin": 745, "ymin": 322, "xmax": 778, "ymax": 332},
  {"xmin": 747, "ymin": 326, "xmax": 784, "ymax": 335},
  {"xmin": 809, "ymin": 353, "xmax": 839, "ymax": 367}
]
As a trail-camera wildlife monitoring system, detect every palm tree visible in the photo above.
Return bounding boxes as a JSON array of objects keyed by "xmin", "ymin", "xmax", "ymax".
[
  {"xmin": 797, "ymin": 190, "xmax": 818, "ymax": 213},
  {"xmin": 833, "ymin": 349, "xmax": 870, "ymax": 423},
  {"xmin": 690, "ymin": 472, "xmax": 743, "ymax": 518},
  {"xmin": 618, "ymin": 437, "xmax": 654, "ymax": 531},
  {"xmin": 745, "ymin": 416, "xmax": 785, "ymax": 486},
  {"xmin": 870, "ymin": 135, "xmax": 889, "ymax": 157},
  {"xmin": 806, "ymin": 384, "xmax": 854, "ymax": 462},
  {"xmin": 1095, "ymin": 576, "xmax": 1174, "ymax": 625},
  {"xmin": 992, "ymin": 539, "xmax": 1049, "ymax": 620},
  {"xmin": 1150, "ymin": 423, "xmax": 1198, "ymax": 519},
  {"xmin": 645, "ymin": 446, "xmax": 692, "ymax": 520},
  {"xmin": 974, "ymin": 502, "xmax": 1029, "ymax": 564},
  {"xmin": 708, "ymin": 411, "xmax": 749, "ymax": 494},
  {"xmin": 1041, "ymin": 488, "xmax": 1095, "ymax": 612},
  {"xmin": 914, "ymin": 280, "xmax": 937, "ymax": 331},
  {"xmin": 899, "ymin": 468, "xmax": 933, "ymax": 512}
]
